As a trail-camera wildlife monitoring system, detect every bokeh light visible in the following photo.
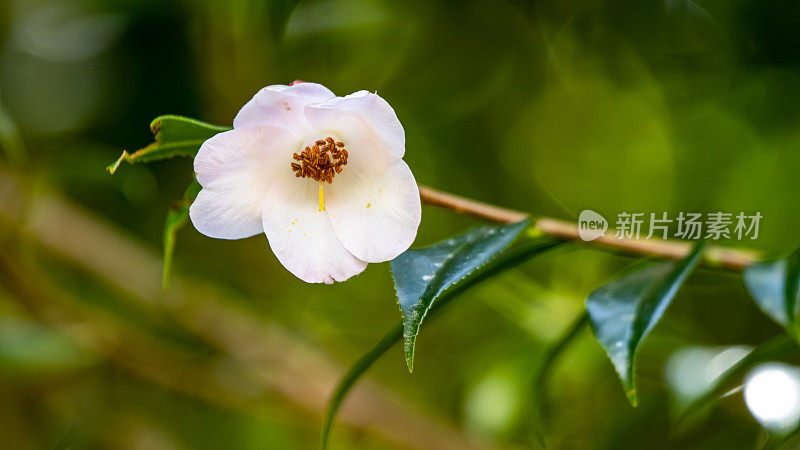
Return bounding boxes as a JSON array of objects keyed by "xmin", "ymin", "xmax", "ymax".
[
  {"xmin": 666, "ymin": 345, "xmax": 751, "ymax": 404},
  {"xmin": 744, "ymin": 362, "xmax": 800, "ymax": 432}
]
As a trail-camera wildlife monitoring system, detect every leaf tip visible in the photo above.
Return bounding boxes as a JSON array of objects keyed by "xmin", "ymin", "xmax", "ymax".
[
  {"xmin": 404, "ymin": 349, "xmax": 415, "ymax": 373},
  {"xmin": 106, "ymin": 151, "xmax": 129, "ymax": 174},
  {"xmin": 403, "ymin": 336, "xmax": 416, "ymax": 372},
  {"xmin": 626, "ymin": 388, "xmax": 639, "ymax": 407}
]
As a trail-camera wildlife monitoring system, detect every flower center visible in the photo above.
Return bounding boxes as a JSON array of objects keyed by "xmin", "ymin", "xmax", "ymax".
[
  {"xmin": 290, "ymin": 137, "xmax": 349, "ymax": 211},
  {"xmin": 290, "ymin": 137, "xmax": 349, "ymax": 183}
]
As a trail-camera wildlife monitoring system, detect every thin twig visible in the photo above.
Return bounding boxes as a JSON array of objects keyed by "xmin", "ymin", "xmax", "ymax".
[{"xmin": 418, "ymin": 185, "xmax": 762, "ymax": 270}]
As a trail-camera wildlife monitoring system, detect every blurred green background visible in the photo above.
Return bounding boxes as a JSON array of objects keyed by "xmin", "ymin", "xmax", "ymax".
[{"xmin": 0, "ymin": 0, "xmax": 799, "ymax": 448}]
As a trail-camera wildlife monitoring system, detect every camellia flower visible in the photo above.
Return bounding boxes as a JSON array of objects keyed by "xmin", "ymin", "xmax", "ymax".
[{"xmin": 189, "ymin": 82, "xmax": 421, "ymax": 284}]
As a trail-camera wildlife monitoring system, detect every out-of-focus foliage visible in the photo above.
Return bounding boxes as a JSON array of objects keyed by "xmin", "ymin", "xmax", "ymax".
[
  {"xmin": 672, "ymin": 336, "xmax": 798, "ymax": 427},
  {"xmin": 1, "ymin": 0, "xmax": 800, "ymax": 448},
  {"xmin": 162, "ymin": 180, "xmax": 201, "ymax": 291}
]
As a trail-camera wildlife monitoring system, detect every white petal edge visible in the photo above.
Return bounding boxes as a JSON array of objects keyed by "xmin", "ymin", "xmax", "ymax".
[
  {"xmin": 261, "ymin": 176, "xmax": 368, "ymax": 284},
  {"xmin": 326, "ymin": 159, "xmax": 421, "ymax": 263},
  {"xmin": 190, "ymin": 126, "xmax": 293, "ymax": 239},
  {"xmin": 304, "ymin": 90, "xmax": 405, "ymax": 161},
  {"xmin": 233, "ymin": 82, "xmax": 335, "ymax": 133}
]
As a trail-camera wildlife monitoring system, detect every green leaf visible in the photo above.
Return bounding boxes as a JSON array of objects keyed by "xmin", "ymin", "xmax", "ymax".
[
  {"xmin": 107, "ymin": 115, "xmax": 230, "ymax": 174},
  {"xmin": 744, "ymin": 247, "xmax": 800, "ymax": 340},
  {"xmin": 322, "ymin": 226, "xmax": 563, "ymax": 449},
  {"xmin": 586, "ymin": 241, "xmax": 706, "ymax": 406},
  {"xmin": 675, "ymin": 335, "xmax": 797, "ymax": 428},
  {"xmin": 162, "ymin": 181, "xmax": 201, "ymax": 293},
  {"xmin": 391, "ymin": 219, "xmax": 532, "ymax": 372}
]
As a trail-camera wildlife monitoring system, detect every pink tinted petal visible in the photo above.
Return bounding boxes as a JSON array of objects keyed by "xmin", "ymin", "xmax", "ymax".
[
  {"xmin": 190, "ymin": 126, "xmax": 292, "ymax": 239},
  {"xmin": 261, "ymin": 176, "xmax": 367, "ymax": 283},
  {"xmin": 304, "ymin": 91, "xmax": 405, "ymax": 168},
  {"xmin": 234, "ymin": 83, "xmax": 335, "ymax": 133},
  {"xmin": 326, "ymin": 160, "xmax": 421, "ymax": 263}
]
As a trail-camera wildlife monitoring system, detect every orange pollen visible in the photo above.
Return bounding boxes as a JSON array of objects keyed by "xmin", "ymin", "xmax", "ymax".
[{"xmin": 290, "ymin": 136, "xmax": 348, "ymax": 184}]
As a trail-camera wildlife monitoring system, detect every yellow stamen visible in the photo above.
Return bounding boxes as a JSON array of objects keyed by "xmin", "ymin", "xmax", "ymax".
[{"xmin": 318, "ymin": 181, "xmax": 325, "ymax": 211}]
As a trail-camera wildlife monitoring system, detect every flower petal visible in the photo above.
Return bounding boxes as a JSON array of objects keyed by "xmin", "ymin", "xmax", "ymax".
[
  {"xmin": 304, "ymin": 90, "xmax": 405, "ymax": 165},
  {"xmin": 190, "ymin": 126, "xmax": 292, "ymax": 239},
  {"xmin": 326, "ymin": 160, "xmax": 421, "ymax": 263},
  {"xmin": 261, "ymin": 177, "xmax": 367, "ymax": 283},
  {"xmin": 234, "ymin": 83, "xmax": 335, "ymax": 133}
]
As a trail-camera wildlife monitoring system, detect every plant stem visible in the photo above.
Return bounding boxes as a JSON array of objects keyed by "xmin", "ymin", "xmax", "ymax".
[
  {"xmin": 320, "ymin": 322, "xmax": 403, "ymax": 449},
  {"xmin": 530, "ymin": 311, "xmax": 590, "ymax": 446},
  {"xmin": 418, "ymin": 185, "xmax": 762, "ymax": 270}
]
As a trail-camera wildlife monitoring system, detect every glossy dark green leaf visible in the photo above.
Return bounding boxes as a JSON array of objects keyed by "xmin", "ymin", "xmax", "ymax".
[
  {"xmin": 162, "ymin": 180, "xmax": 201, "ymax": 292},
  {"xmin": 587, "ymin": 241, "xmax": 706, "ymax": 405},
  {"xmin": 391, "ymin": 219, "xmax": 531, "ymax": 372},
  {"xmin": 322, "ymin": 227, "xmax": 563, "ymax": 448},
  {"xmin": 107, "ymin": 115, "xmax": 230, "ymax": 174},
  {"xmin": 744, "ymin": 248, "xmax": 800, "ymax": 340}
]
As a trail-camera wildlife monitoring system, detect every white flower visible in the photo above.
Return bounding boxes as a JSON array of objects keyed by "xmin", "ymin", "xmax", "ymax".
[{"xmin": 189, "ymin": 82, "xmax": 421, "ymax": 284}]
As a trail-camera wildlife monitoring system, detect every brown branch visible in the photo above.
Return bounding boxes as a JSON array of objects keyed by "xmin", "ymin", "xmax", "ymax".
[{"xmin": 418, "ymin": 184, "xmax": 762, "ymax": 271}]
